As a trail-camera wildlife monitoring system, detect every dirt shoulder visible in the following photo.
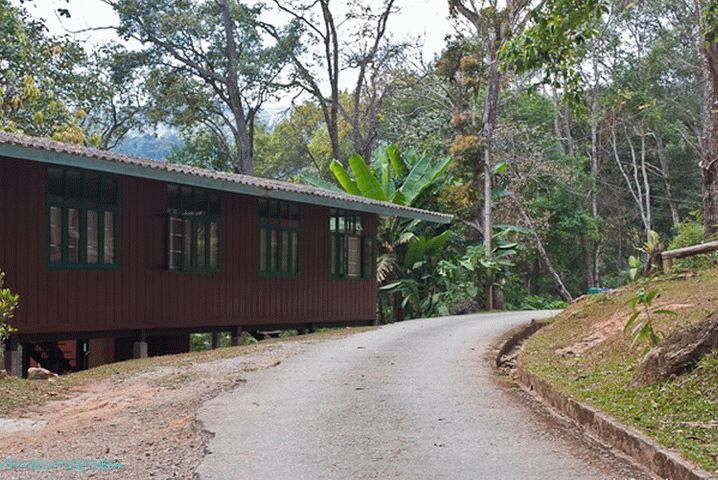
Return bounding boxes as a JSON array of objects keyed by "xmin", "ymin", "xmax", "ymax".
[
  {"xmin": 0, "ymin": 327, "xmax": 373, "ymax": 479},
  {"xmin": 519, "ymin": 270, "xmax": 718, "ymax": 474}
]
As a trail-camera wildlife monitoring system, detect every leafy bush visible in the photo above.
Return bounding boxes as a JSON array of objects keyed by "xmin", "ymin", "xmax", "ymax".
[
  {"xmin": 668, "ymin": 214, "xmax": 717, "ymax": 270},
  {"xmin": 190, "ymin": 333, "xmax": 211, "ymax": 352},
  {"xmin": 0, "ymin": 272, "xmax": 19, "ymax": 353},
  {"xmin": 517, "ymin": 295, "xmax": 568, "ymax": 310},
  {"xmin": 189, "ymin": 331, "xmax": 236, "ymax": 351}
]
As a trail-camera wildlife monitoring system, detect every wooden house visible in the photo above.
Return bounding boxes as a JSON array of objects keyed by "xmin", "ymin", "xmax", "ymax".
[{"xmin": 0, "ymin": 132, "xmax": 450, "ymax": 376}]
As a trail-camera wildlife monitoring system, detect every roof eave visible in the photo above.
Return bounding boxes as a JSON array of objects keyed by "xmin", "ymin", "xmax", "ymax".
[{"xmin": 0, "ymin": 142, "xmax": 452, "ymax": 224}]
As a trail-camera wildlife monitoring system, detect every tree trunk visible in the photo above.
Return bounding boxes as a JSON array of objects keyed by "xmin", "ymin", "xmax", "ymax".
[
  {"xmin": 377, "ymin": 295, "xmax": 386, "ymax": 325},
  {"xmin": 612, "ymin": 125, "xmax": 652, "ymax": 240},
  {"xmin": 219, "ymin": 0, "xmax": 253, "ymax": 174},
  {"xmin": 393, "ymin": 292, "xmax": 404, "ymax": 323},
  {"xmin": 700, "ymin": 22, "xmax": 718, "ymax": 238},
  {"xmin": 492, "ymin": 286, "xmax": 505, "ymax": 311},
  {"xmin": 550, "ymin": 85, "xmax": 562, "ymax": 140},
  {"xmin": 590, "ymin": 48, "xmax": 600, "ymax": 286},
  {"xmin": 639, "ymin": 125, "xmax": 652, "ymax": 237},
  {"xmin": 654, "ymin": 132, "xmax": 681, "ymax": 229},
  {"xmin": 248, "ymin": 111, "xmax": 256, "ymax": 162},
  {"xmin": 512, "ymin": 194, "xmax": 574, "ymax": 303},
  {"xmin": 480, "ymin": 43, "xmax": 502, "ymax": 311},
  {"xmin": 562, "ymin": 76, "xmax": 574, "ymax": 156},
  {"xmin": 320, "ymin": 0, "xmax": 343, "ymax": 164},
  {"xmin": 583, "ymin": 237, "xmax": 594, "ymax": 291},
  {"xmin": 328, "ymin": 108, "xmax": 342, "ymax": 163}
]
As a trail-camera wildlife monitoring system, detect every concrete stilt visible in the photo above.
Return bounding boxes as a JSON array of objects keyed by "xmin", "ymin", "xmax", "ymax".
[
  {"xmin": 4, "ymin": 340, "xmax": 23, "ymax": 377},
  {"xmin": 133, "ymin": 330, "xmax": 148, "ymax": 359},
  {"xmin": 211, "ymin": 331, "xmax": 221, "ymax": 349},
  {"xmin": 133, "ymin": 341, "xmax": 148, "ymax": 359}
]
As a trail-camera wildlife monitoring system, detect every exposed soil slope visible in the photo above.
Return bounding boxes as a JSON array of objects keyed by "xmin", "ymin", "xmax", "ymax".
[{"xmin": 521, "ymin": 269, "xmax": 718, "ymax": 473}]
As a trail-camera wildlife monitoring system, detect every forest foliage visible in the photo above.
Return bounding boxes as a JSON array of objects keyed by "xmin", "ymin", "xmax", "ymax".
[{"xmin": 2, "ymin": 0, "xmax": 718, "ymax": 321}]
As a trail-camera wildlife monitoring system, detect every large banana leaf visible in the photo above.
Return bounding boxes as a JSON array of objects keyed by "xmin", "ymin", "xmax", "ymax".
[
  {"xmin": 348, "ymin": 153, "xmax": 389, "ymax": 201},
  {"xmin": 329, "ymin": 159, "xmax": 361, "ymax": 196},
  {"xmin": 297, "ymin": 172, "xmax": 342, "ymax": 192},
  {"xmin": 403, "ymin": 230, "xmax": 451, "ymax": 269},
  {"xmin": 386, "ymin": 144, "xmax": 408, "ymax": 176},
  {"xmin": 494, "ymin": 224, "xmax": 532, "ymax": 235},
  {"xmin": 427, "ymin": 155, "xmax": 453, "ymax": 185},
  {"xmin": 403, "ymin": 237, "xmax": 428, "ymax": 270},
  {"xmin": 426, "ymin": 229, "xmax": 451, "ymax": 253},
  {"xmin": 390, "ymin": 190, "xmax": 408, "ymax": 205},
  {"xmin": 376, "ymin": 147, "xmax": 396, "ymax": 200},
  {"xmin": 398, "ymin": 154, "xmax": 452, "ymax": 206}
]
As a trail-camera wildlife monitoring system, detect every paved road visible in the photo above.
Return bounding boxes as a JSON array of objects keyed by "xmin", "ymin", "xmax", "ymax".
[{"xmin": 197, "ymin": 312, "xmax": 650, "ymax": 480}]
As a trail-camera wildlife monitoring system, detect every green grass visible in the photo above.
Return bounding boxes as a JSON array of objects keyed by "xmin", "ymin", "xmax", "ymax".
[
  {"xmin": 521, "ymin": 270, "xmax": 718, "ymax": 472},
  {"xmin": 0, "ymin": 326, "xmax": 375, "ymax": 416}
]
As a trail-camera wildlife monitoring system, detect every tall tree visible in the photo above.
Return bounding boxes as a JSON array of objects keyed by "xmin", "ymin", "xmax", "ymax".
[
  {"xmin": 0, "ymin": 0, "xmax": 87, "ymax": 143},
  {"xmin": 444, "ymin": 0, "xmax": 532, "ymax": 309},
  {"xmin": 698, "ymin": 0, "xmax": 718, "ymax": 237},
  {"xmin": 264, "ymin": 0, "xmax": 403, "ymax": 163},
  {"xmin": 80, "ymin": 44, "xmax": 147, "ymax": 150},
  {"xmin": 106, "ymin": 0, "xmax": 300, "ymax": 174}
]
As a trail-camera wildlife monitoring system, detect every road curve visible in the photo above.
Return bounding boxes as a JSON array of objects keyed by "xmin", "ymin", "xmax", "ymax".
[{"xmin": 197, "ymin": 312, "xmax": 649, "ymax": 479}]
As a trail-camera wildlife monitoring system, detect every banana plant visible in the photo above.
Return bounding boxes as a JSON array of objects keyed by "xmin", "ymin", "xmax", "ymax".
[
  {"xmin": 301, "ymin": 145, "xmax": 453, "ymax": 321},
  {"xmin": 301, "ymin": 144, "xmax": 452, "ymax": 279},
  {"xmin": 300, "ymin": 145, "xmax": 452, "ymax": 207},
  {"xmin": 380, "ymin": 230, "xmax": 452, "ymax": 315}
]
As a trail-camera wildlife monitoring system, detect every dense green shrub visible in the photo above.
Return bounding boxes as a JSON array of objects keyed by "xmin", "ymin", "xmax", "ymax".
[
  {"xmin": 190, "ymin": 333, "xmax": 212, "ymax": 352},
  {"xmin": 516, "ymin": 295, "xmax": 568, "ymax": 311},
  {"xmin": 668, "ymin": 214, "xmax": 717, "ymax": 270},
  {"xmin": 0, "ymin": 271, "xmax": 19, "ymax": 353}
]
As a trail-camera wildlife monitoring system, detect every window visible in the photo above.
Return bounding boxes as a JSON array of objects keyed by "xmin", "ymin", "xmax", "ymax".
[
  {"xmin": 166, "ymin": 185, "xmax": 221, "ymax": 273},
  {"xmin": 47, "ymin": 167, "xmax": 119, "ymax": 269},
  {"xmin": 258, "ymin": 199, "xmax": 300, "ymax": 276},
  {"xmin": 329, "ymin": 210, "xmax": 374, "ymax": 279}
]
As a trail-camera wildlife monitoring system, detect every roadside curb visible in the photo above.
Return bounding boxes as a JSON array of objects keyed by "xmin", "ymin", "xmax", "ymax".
[
  {"xmin": 494, "ymin": 319, "xmax": 549, "ymax": 368},
  {"xmin": 497, "ymin": 321, "xmax": 715, "ymax": 480}
]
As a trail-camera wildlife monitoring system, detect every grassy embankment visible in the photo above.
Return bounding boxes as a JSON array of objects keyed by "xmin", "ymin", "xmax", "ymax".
[{"xmin": 521, "ymin": 269, "xmax": 718, "ymax": 472}]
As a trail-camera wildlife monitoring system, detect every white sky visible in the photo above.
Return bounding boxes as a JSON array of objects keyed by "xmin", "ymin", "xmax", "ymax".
[
  {"xmin": 19, "ymin": 0, "xmax": 454, "ymax": 63},
  {"xmin": 17, "ymin": 0, "xmax": 454, "ymax": 118}
]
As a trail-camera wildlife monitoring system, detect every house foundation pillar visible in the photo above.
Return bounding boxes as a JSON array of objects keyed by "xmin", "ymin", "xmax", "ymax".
[
  {"xmin": 230, "ymin": 326, "xmax": 243, "ymax": 347},
  {"xmin": 133, "ymin": 330, "xmax": 148, "ymax": 359},
  {"xmin": 211, "ymin": 332, "xmax": 221, "ymax": 349},
  {"xmin": 133, "ymin": 341, "xmax": 148, "ymax": 359},
  {"xmin": 4, "ymin": 338, "xmax": 23, "ymax": 377}
]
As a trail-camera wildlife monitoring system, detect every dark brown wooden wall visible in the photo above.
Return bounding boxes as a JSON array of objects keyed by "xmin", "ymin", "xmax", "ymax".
[{"xmin": 0, "ymin": 156, "xmax": 377, "ymax": 337}]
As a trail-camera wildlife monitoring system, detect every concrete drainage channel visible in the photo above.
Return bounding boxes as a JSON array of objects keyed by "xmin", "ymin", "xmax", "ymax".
[{"xmin": 495, "ymin": 320, "xmax": 715, "ymax": 480}]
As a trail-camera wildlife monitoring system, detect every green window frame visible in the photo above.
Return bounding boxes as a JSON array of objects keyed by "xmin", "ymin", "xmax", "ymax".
[
  {"xmin": 166, "ymin": 184, "xmax": 221, "ymax": 273},
  {"xmin": 47, "ymin": 167, "xmax": 119, "ymax": 270},
  {"xmin": 329, "ymin": 210, "xmax": 374, "ymax": 279},
  {"xmin": 258, "ymin": 199, "xmax": 300, "ymax": 277}
]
